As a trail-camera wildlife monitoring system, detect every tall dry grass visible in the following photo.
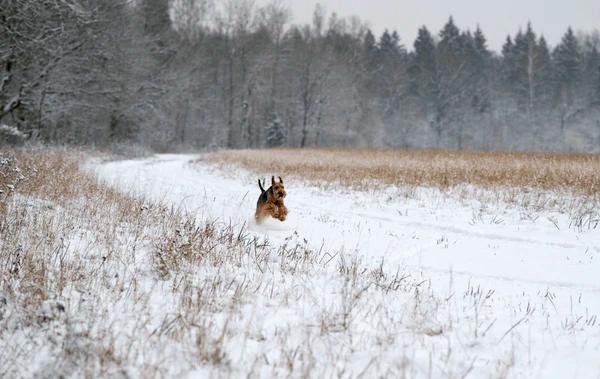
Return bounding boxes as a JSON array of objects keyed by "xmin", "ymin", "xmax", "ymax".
[
  {"xmin": 207, "ymin": 148, "xmax": 600, "ymax": 196},
  {"xmin": 0, "ymin": 149, "xmax": 201, "ymax": 376},
  {"xmin": 1, "ymin": 149, "xmax": 142, "ymax": 213}
]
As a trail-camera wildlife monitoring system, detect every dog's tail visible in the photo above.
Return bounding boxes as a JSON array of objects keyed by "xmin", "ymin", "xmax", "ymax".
[{"xmin": 258, "ymin": 178, "xmax": 265, "ymax": 193}]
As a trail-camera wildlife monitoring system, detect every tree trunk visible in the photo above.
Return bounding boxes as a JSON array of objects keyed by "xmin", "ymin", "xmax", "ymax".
[
  {"xmin": 226, "ymin": 49, "xmax": 235, "ymax": 148},
  {"xmin": 300, "ymin": 104, "xmax": 309, "ymax": 148}
]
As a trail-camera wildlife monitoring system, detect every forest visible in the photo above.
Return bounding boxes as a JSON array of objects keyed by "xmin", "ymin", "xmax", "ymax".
[{"xmin": 1, "ymin": 0, "xmax": 600, "ymax": 152}]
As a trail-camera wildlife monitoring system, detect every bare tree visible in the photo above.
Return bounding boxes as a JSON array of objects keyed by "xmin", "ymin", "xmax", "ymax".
[{"xmin": 0, "ymin": 0, "xmax": 88, "ymax": 126}]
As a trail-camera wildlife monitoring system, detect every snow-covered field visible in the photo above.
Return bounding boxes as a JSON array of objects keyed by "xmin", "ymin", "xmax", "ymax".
[{"xmin": 89, "ymin": 154, "xmax": 600, "ymax": 378}]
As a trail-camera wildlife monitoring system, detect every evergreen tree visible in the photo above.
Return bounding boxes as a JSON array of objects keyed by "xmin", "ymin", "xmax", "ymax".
[
  {"xmin": 362, "ymin": 29, "xmax": 379, "ymax": 81},
  {"xmin": 439, "ymin": 17, "xmax": 461, "ymax": 48},
  {"xmin": 512, "ymin": 29, "xmax": 528, "ymax": 82},
  {"xmin": 509, "ymin": 24, "xmax": 541, "ymax": 111},
  {"xmin": 535, "ymin": 36, "xmax": 554, "ymax": 107},
  {"xmin": 553, "ymin": 27, "xmax": 581, "ymax": 87},
  {"xmin": 501, "ymin": 35, "xmax": 517, "ymax": 84},
  {"xmin": 553, "ymin": 27, "xmax": 581, "ymax": 106},
  {"xmin": 379, "ymin": 30, "xmax": 394, "ymax": 54},
  {"xmin": 438, "ymin": 17, "xmax": 464, "ymax": 73},
  {"xmin": 378, "ymin": 29, "xmax": 405, "ymax": 61},
  {"xmin": 579, "ymin": 32, "xmax": 600, "ymax": 104},
  {"xmin": 265, "ymin": 112, "xmax": 285, "ymax": 147},
  {"xmin": 436, "ymin": 17, "xmax": 471, "ymax": 146},
  {"xmin": 364, "ymin": 29, "xmax": 377, "ymax": 58},
  {"xmin": 438, "ymin": 17, "xmax": 462, "ymax": 69},
  {"xmin": 473, "ymin": 27, "xmax": 490, "ymax": 58},
  {"xmin": 410, "ymin": 26, "xmax": 436, "ymax": 98},
  {"xmin": 391, "ymin": 31, "xmax": 402, "ymax": 52},
  {"xmin": 362, "ymin": 28, "xmax": 379, "ymax": 94},
  {"xmin": 467, "ymin": 26, "xmax": 492, "ymax": 113},
  {"xmin": 377, "ymin": 29, "xmax": 407, "ymax": 130}
]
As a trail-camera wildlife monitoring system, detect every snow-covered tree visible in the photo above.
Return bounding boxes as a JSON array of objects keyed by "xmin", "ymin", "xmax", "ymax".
[{"xmin": 265, "ymin": 112, "xmax": 285, "ymax": 147}]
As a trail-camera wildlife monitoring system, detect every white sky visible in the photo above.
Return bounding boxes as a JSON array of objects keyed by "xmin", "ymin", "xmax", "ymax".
[{"xmin": 279, "ymin": 0, "xmax": 600, "ymax": 51}]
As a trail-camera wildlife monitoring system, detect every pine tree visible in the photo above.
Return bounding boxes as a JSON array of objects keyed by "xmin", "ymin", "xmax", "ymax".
[
  {"xmin": 439, "ymin": 17, "xmax": 461, "ymax": 49},
  {"xmin": 410, "ymin": 26, "xmax": 436, "ymax": 98},
  {"xmin": 363, "ymin": 29, "xmax": 379, "ymax": 79},
  {"xmin": 364, "ymin": 29, "xmax": 377, "ymax": 57},
  {"xmin": 508, "ymin": 23, "xmax": 541, "ymax": 111},
  {"xmin": 266, "ymin": 112, "xmax": 285, "ymax": 147},
  {"xmin": 553, "ymin": 27, "xmax": 582, "ymax": 108},
  {"xmin": 502, "ymin": 36, "xmax": 514, "ymax": 57},
  {"xmin": 361, "ymin": 28, "xmax": 380, "ymax": 99},
  {"xmin": 535, "ymin": 36, "xmax": 554, "ymax": 108},
  {"xmin": 580, "ymin": 34, "xmax": 600, "ymax": 104},
  {"xmin": 473, "ymin": 27, "xmax": 489, "ymax": 58},
  {"xmin": 436, "ymin": 17, "xmax": 471, "ymax": 146},
  {"xmin": 438, "ymin": 17, "xmax": 462, "ymax": 69},
  {"xmin": 511, "ymin": 29, "xmax": 528, "ymax": 94},
  {"xmin": 372, "ymin": 28, "xmax": 407, "ymax": 139},
  {"xmin": 377, "ymin": 29, "xmax": 406, "ymax": 64},
  {"xmin": 553, "ymin": 27, "xmax": 583, "ymax": 131},
  {"xmin": 502, "ymin": 35, "xmax": 517, "ymax": 84},
  {"xmin": 379, "ymin": 30, "xmax": 394, "ymax": 54},
  {"xmin": 391, "ymin": 31, "xmax": 402, "ymax": 52},
  {"xmin": 553, "ymin": 27, "xmax": 581, "ymax": 88},
  {"xmin": 467, "ymin": 26, "xmax": 492, "ymax": 113},
  {"xmin": 438, "ymin": 17, "xmax": 464, "ymax": 74}
]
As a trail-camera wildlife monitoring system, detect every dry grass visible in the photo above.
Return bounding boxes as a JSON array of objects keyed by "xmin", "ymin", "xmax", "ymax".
[
  {"xmin": 207, "ymin": 148, "xmax": 600, "ymax": 196},
  {"xmin": 1, "ymin": 148, "xmax": 143, "ymax": 217},
  {"xmin": 0, "ymin": 149, "xmax": 152, "ymax": 323},
  {"xmin": 1, "ymin": 148, "xmax": 193, "ymax": 376}
]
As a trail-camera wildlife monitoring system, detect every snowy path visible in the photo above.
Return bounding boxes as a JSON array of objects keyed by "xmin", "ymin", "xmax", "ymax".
[
  {"xmin": 92, "ymin": 154, "xmax": 600, "ymax": 292},
  {"xmin": 90, "ymin": 154, "xmax": 600, "ymax": 377}
]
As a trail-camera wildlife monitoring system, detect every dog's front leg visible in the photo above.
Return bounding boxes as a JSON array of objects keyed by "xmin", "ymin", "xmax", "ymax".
[
  {"xmin": 265, "ymin": 203, "xmax": 280, "ymax": 219},
  {"xmin": 276, "ymin": 203, "xmax": 288, "ymax": 221}
]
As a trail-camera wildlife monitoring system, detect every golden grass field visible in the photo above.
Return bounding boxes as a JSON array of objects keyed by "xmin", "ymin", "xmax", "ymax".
[{"xmin": 207, "ymin": 148, "xmax": 600, "ymax": 196}]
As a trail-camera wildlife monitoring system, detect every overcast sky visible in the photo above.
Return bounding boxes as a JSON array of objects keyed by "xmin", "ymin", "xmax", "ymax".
[{"xmin": 280, "ymin": 0, "xmax": 600, "ymax": 51}]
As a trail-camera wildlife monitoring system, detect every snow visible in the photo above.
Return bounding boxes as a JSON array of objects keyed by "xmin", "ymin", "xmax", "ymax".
[{"xmin": 86, "ymin": 154, "xmax": 600, "ymax": 378}]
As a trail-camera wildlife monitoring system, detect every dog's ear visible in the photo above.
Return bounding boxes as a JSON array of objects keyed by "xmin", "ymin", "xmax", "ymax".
[
  {"xmin": 271, "ymin": 176, "xmax": 275, "ymax": 186},
  {"xmin": 278, "ymin": 176, "xmax": 283, "ymax": 184}
]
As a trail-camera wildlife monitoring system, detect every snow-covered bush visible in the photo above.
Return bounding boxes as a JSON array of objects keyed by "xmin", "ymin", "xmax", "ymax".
[
  {"xmin": 0, "ymin": 124, "xmax": 27, "ymax": 146},
  {"xmin": 265, "ymin": 113, "xmax": 286, "ymax": 147}
]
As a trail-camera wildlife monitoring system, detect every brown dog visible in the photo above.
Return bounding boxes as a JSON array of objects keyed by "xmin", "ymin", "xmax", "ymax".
[{"xmin": 255, "ymin": 176, "xmax": 288, "ymax": 223}]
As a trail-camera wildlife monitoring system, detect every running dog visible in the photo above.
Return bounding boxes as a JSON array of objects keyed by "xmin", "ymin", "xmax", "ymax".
[{"xmin": 255, "ymin": 176, "xmax": 288, "ymax": 223}]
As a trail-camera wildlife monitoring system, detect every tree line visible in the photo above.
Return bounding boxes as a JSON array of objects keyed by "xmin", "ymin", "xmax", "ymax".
[{"xmin": 1, "ymin": 0, "xmax": 599, "ymax": 151}]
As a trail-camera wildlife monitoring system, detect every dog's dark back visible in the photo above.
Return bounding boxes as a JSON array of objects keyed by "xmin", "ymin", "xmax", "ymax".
[
  {"xmin": 257, "ymin": 178, "xmax": 272, "ymax": 206},
  {"xmin": 257, "ymin": 187, "xmax": 272, "ymax": 206}
]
